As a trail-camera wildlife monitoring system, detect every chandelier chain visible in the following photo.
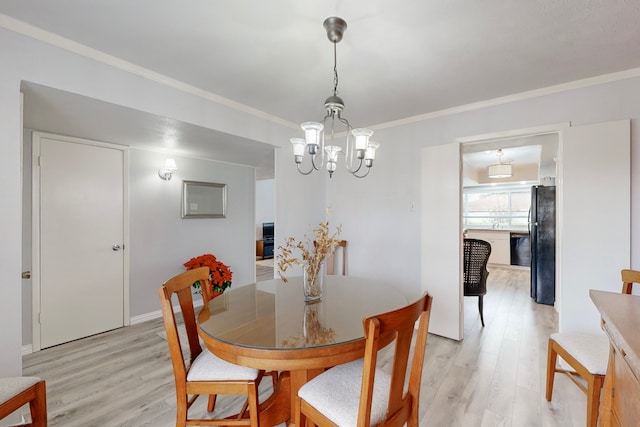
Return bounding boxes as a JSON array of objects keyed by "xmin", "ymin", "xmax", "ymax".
[{"xmin": 333, "ymin": 42, "xmax": 339, "ymax": 97}]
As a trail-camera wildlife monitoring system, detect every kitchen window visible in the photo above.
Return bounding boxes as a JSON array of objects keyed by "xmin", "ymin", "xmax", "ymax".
[{"xmin": 463, "ymin": 185, "xmax": 531, "ymax": 229}]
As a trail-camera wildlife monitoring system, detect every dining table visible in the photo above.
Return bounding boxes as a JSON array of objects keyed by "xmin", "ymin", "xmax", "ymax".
[{"xmin": 197, "ymin": 275, "xmax": 408, "ymax": 425}]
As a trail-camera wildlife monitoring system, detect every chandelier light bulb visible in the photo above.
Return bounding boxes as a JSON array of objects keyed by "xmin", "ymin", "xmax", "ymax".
[
  {"xmin": 290, "ymin": 138, "xmax": 306, "ymax": 162},
  {"xmin": 352, "ymin": 128, "xmax": 373, "ymax": 151},
  {"xmin": 301, "ymin": 122, "xmax": 323, "ymax": 151},
  {"xmin": 365, "ymin": 142, "xmax": 379, "ymax": 160}
]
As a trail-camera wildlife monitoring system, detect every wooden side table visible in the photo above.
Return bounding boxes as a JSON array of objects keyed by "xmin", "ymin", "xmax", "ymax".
[{"xmin": 256, "ymin": 240, "xmax": 264, "ymax": 259}]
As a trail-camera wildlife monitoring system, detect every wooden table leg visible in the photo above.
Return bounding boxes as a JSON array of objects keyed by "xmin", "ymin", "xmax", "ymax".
[
  {"xmin": 256, "ymin": 371, "xmax": 291, "ymax": 427},
  {"xmin": 289, "ymin": 369, "xmax": 324, "ymax": 425},
  {"xmin": 599, "ymin": 347, "xmax": 615, "ymax": 427}
]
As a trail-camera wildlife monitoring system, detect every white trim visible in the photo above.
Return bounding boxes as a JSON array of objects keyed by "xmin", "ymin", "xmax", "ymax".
[
  {"xmin": 456, "ymin": 122, "xmax": 571, "ymax": 145},
  {"xmin": 0, "ymin": 14, "xmax": 297, "ymax": 131},
  {"xmin": 130, "ymin": 309, "xmax": 163, "ymax": 325},
  {"xmin": 31, "ymin": 133, "xmax": 41, "ymax": 352},
  {"xmin": 129, "ymin": 146, "xmax": 261, "ymax": 171},
  {"xmin": 130, "ymin": 299, "xmax": 203, "ymax": 325},
  {"xmin": 31, "ymin": 132, "xmax": 130, "ymax": 351},
  {"xmin": 21, "ymin": 344, "xmax": 32, "ymax": 356},
  {"xmin": 3, "ymin": 14, "xmax": 640, "ymax": 132}
]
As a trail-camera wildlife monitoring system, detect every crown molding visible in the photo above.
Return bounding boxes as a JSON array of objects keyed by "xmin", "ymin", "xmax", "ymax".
[{"xmin": 372, "ymin": 68, "xmax": 640, "ymax": 131}]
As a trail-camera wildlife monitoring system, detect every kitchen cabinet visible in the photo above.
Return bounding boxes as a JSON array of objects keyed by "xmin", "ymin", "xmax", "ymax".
[{"xmin": 466, "ymin": 230, "xmax": 511, "ymax": 265}]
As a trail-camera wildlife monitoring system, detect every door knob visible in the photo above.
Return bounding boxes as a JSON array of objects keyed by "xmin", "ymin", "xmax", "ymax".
[
  {"xmin": 22, "ymin": 271, "xmax": 31, "ymax": 279},
  {"xmin": 112, "ymin": 244, "xmax": 122, "ymax": 251}
]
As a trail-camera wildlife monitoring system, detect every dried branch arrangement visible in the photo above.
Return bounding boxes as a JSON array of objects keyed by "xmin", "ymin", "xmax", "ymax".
[{"xmin": 276, "ymin": 221, "xmax": 341, "ymax": 284}]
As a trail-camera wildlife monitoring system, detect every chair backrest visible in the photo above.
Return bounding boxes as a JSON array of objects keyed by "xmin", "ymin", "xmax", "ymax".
[
  {"xmin": 357, "ymin": 293, "xmax": 433, "ymax": 427},
  {"xmin": 158, "ymin": 267, "xmax": 210, "ymax": 385},
  {"xmin": 463, "ymin": 238, "xmax": 491, "ymax": 296},
  {"xmin": 327, "ymin": 240, "xmax": 347, "ymax": 275},
  {"xmin": 621, "ymin": 269, "xmax": 640, "ymax": 294}
]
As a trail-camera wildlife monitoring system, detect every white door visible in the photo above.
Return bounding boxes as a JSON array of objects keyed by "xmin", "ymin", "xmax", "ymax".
[
  {"xmin": 34, "ymin": 133, "xmax": 126, "ymax": 349},
  {"xmin": 421, "ymin": 142, "xmax": 462, "ymax": 340},
  {"xmin": 558, "ymin": 119, "xmax": 630, "ymax": 335}
]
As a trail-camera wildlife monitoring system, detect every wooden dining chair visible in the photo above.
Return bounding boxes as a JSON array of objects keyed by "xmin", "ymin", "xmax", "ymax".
[
  {"xmin": 545, "ymin": 268, "xmax": 640, "ymax": 427},
  {"xmin": 0, "ymin": 376, "xmax": 47, "ymax": 426},
  {"xmin": 327, "ymin": 240, "xmax": 347, "ymax": 275},
  {"xmin": 295, "ymin": 292, "xmax": 433, "ymax": 427},
  {"xmin": 159, "ymin": 266, "xmax": 261, "ymax": 427}
]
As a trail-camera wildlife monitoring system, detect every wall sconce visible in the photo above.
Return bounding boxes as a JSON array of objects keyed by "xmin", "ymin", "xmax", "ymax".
[{"xmin": 158, "ymin": 158, "xmax": 177, "ymax": 180}]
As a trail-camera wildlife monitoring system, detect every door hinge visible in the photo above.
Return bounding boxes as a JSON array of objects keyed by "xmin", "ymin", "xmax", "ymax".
[{"xmin": 37, "ymin": 312, "xmax": 41, "ymax": 324}]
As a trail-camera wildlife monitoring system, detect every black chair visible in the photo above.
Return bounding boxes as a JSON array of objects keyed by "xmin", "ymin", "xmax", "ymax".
[{"xmin": 463, "ymin": 238, "xmax": 491, "ymax": 327}]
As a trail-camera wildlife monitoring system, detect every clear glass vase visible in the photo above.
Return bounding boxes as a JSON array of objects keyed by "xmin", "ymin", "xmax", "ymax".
[{"xmin": 303, "ymin": 261, "xmax": 325, "ymax": 302}]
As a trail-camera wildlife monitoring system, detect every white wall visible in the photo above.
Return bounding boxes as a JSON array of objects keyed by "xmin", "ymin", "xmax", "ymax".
[
  {"xmin": 0, "ymin": 75, "xmax": 23, "ymax": 378},
  {"xmin": 255, "ymin": 178, "xmax": 275, "ymax": 239},
  {"xmin": 128, "ymin": 150, "xmax": 256, "ymax": 317},
  {"xmin": 333, "ymin": 78, "xmax": 640, "ymax": 327}
]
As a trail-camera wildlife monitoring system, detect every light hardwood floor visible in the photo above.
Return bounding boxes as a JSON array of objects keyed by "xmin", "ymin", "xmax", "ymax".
[{"xmin": 22, "ymin": 267, "xmax": 588, "ymax": 426}]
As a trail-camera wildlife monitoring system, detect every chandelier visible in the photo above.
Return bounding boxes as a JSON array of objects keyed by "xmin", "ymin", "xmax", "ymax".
[
  {"xmin": 487, "ymin": 149, "xmax": 513, "ymax": 178},
  {"xmin": 290, "ymin": 17, "xmax": 380, "ymax": 179}
]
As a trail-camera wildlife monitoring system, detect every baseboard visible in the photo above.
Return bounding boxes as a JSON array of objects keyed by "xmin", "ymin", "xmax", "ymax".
[
  {"xmin": 130, "ymin": 299, "xmax": 203, "ymax": 325},
  {"xmin": 22, "ymin": 344, "xmax": 33, "ymax": 356},
  {"xmin": 130, "ymin": 309, "xmax": 162, "ymax": 325}
]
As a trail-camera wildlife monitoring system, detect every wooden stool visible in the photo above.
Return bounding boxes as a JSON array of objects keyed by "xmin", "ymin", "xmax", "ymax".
[{"xmin": 0, "ymin": 377, "xmax": 47, "ymax": 426}]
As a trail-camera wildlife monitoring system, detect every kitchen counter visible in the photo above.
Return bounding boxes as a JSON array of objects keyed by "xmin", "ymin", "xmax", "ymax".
[
  {"xmin": 466, "ymin": 228, "xmax": 528, "ymax": 233},
  {"xmin": 465, "ymin": 229, "xmax": 530, "ymax": 266}
]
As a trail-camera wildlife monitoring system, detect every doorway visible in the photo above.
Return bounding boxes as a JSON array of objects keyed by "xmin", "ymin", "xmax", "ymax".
[
  {"xmin": 461, "ymin": 131, "xmax": 560, "ymax": 328},
  {"xmin": 421, "ymin": 123, "xmax": 564, "ymax": 341},
  {"xmin": 422, "ymin": 119, "xmax": 630, "ymax": 340}
]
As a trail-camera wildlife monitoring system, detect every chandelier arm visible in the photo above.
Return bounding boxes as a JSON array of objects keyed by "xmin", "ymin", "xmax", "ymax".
[
  {"xmin": 337, "ymin": 114, "xmax": 351, "ymax": 129},
  {"xmin": 336, "ymin": 114, "xmax": 359, "ymax": 171},
  {"xmin": 296, "ymin": 162, "xmax": 315, "ymax": 175},
  {"xmin": 346, "ymin": 157, "xmax": 364, "ymax": 175},
  {"xmin": 310, "ymin": 153, "xmax": 323, "ymax": 171},
  {"xmin": 352, "ymin": 164, "xmax": 372, "ymax": 179}
]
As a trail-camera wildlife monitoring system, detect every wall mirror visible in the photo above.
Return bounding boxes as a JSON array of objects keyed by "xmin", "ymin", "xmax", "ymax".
[{"xmin": 182, "ymin": 181, "xmax": 227, "ymax": 218}]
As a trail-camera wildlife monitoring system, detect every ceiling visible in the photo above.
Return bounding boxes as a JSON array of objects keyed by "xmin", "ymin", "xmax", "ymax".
[
  {"xmin": 462, "ymin": 133, "xmax": 558, "ymax": 187},
  {"xmin": 3, "ymin": 1, "xmax": 640, "ymax": 178}
]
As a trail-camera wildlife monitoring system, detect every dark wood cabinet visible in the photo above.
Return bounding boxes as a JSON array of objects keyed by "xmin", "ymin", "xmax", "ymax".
[{"xmin": 256, "ymin": 240, "xmax": 274, "ymax": 259}]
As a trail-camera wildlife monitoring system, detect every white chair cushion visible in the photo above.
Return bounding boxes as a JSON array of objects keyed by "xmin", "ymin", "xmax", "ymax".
[
  {"xmin": 298, "ymin": 359, "xmax": 391, "ymax": 427},
  {"xmin": 187, "ymin": 349, "xmax": 259, "ymax": 382},
  {"xmin": 551, "ymin": 332, "xmax": 610, "ymax": 375},
  {"xmin": 0, "ymin": 376, "xmax": 42, "ymax": 405}
]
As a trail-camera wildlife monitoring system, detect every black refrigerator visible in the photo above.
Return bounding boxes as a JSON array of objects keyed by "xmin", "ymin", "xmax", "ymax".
[{"xmin": 529, "ymin": 185, "xmax": 556, "ymax": 305}]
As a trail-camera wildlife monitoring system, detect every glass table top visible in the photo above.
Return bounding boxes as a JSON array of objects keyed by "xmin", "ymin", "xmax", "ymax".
[{"xmin": 198, "ymin": 276, "xmax": 409, "ymax": 351}]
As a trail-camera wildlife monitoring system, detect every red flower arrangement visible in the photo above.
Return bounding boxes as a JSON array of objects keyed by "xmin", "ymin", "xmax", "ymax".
[{"xmin": 184, "ymin": 253, "xmax": 233, "ymax": 294}]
